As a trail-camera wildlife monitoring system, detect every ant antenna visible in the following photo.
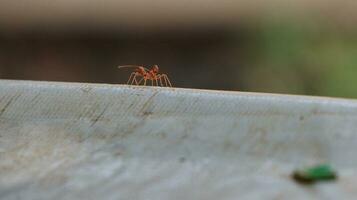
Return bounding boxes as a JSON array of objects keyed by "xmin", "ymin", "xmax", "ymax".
[{"xmin": 118, "ymin": 65, "xmax": 150, "ymax": 71}]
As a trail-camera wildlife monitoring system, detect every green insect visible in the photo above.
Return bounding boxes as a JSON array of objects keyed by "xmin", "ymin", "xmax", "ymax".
[{"xmin": 292, "ymin": 164, "xmax": 337, "ymax": 184}]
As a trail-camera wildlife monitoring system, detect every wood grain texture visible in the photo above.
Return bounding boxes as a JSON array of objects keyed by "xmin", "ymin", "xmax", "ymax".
[{"xmin": 0, "ymin": 80, "xmax": 357, "ymax": 199}]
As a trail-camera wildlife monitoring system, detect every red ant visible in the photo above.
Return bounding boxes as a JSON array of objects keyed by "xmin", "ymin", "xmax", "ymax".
[{"xmin": 118, "ymin": 65, "xmax": 172, "ymax": 87}]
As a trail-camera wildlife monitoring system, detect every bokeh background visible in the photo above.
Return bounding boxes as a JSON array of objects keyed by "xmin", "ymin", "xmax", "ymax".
[{"xmin": 0, "ymin": 0, "xmax": 356, "ymax": 98}]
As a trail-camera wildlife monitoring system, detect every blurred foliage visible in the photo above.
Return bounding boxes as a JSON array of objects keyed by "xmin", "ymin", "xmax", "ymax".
[
  {"xmin": 242, "ymin": 17, "xmax": 357, "ymax": 98},
  {"xmin": 1, "ymin": 14, "xmax": 356, "ymax": 99}
]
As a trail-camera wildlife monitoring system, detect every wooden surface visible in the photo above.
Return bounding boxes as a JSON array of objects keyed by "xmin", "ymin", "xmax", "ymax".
[{"xmin": 0, "ymin": 80, "xmax": 357, "ymax": 199}]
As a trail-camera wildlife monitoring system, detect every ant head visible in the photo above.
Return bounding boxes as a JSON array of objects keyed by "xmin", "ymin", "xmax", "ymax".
[
  {"xmin": 135, "ymin": 66, "xmax": 146, "ymax": 74},
  {"xmin": 152, "ymin": 65, "xmax": 159, "ymax": 73},
  {"xmin": 135, "ymin": 67, "xmax": 146, "ymax": 73}
]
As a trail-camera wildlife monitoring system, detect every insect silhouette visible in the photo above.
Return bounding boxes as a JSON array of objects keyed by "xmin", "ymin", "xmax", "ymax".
[{"xmin": 118, "ymin": 65, "xmax": 172, "ymax": 87}]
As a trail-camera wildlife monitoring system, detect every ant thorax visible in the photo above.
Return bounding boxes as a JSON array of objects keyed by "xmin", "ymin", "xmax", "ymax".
[
  {"xmin": 152, "ymin": 65, "xmax": 159, "ymax": 73},
  {"xmin": 136, "ymin": 67, "xmax": 147, "ymax": 75}
]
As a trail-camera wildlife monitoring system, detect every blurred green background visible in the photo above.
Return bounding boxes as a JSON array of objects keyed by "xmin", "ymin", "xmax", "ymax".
[{"xmin": 0, "ymin": 0, "xmax": 356, "ymax": 98}]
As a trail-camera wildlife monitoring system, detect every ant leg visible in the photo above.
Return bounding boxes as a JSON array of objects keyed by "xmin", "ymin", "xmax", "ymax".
[
  {"xmin": 159, "ymin": 75, "xmax": 167, "ymax": 87},
  {"xmin": 130, "ymin": 73, "xmax": 142, "ymax": 85},
  {"xmin": 133, "ymin": 76, "xmax": 140, "ymax": 85},
  {"xmin": 130, "ymin": 75, "xmax": 136, "ymax": 85},
  {"xmin": 158, "ymin": 75, "xmax": 164, "ymax": 86},
  {"xmin": 161, "ymin": 75, "xmax": 168, "ymax": 87},
  {"xmin": 165, "ymin": 75, "xmax": 172, "ymax": 87},
  {"xmin": 151, "ymin": 79, "xmax": 154, "ymax": 86},
  {"xmin": 127, "ymin": 72, "xmax": 136, "ymax": 84},
  {"xmin": 162, "ymin": 74, "xmax": 172, "ymax": 87},
  {"xmin": 130, "ymin": 74, "xmax": 139, "ymax": 85},
  {"xmin": 155, "ymin": 78, "xmax": 159, "ymax": 86},
  {"xmin": 144, "ymin": 78, "xmax": 147, "ymax": 86},
  {"xmin": 137, "ymin": 77, "xmax": 144, "ymax": 85}
]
